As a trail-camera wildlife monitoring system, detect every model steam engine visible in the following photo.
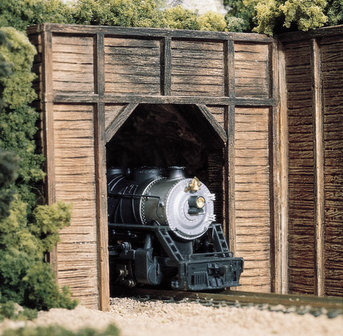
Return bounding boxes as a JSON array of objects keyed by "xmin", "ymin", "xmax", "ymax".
[{"xmin": 108, "ymin": 166, "xmax": 243, "ymax": 291}]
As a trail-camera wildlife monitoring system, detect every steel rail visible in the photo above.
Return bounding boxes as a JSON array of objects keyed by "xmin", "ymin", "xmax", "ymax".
[{"xmin": 121, "ymin": 287, "xmax": 343, "ymax": 317}]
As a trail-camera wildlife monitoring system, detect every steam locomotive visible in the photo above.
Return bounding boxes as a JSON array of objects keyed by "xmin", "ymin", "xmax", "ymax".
[{"xmin": 107, "ymin": 166, "xmax": 243, "ymax": 291}]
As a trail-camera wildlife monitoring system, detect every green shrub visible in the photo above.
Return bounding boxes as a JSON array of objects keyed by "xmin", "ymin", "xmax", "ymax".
[
  {"xmin": 163, "ymin": 5, "xmax": 200, "ymax": 30},
  {"xmin": 198, "ymin": 11, "xmax": 227, "ymax": 31},
  {"xmin": 72, "ymin": 0, "xmax": 167, "ymax": 27},
  {"xmin": 0, "ymin": 0, "xmax": 73, "ymax": 31},
  {"xmin": 0, "ymin": 27, "xmax": 76, "ymax": 311},
  {"xmin": 326, "ymin": 0, "xmax": 343, "ymax": 25},
  {"xmin": 224, "ymin": 0, "xmax": 257, "ymax": 32},
  {"xmin": 0, "ymin": 150, "xmax": 17, "ymax": 220},
  {"xmin": 2, "ymin": 325, "xmax": 120, "ymax": 336},
  {"xmin": 254, "ymin": 0, "xmax": 328, "ymax": 35},
  {"xmin": 0, "ymin": 197, "xmax": 76, "ymax": 310},
  {"xmin": 0, "ymin": 27, "xmax": 44, "ymax": 209}
]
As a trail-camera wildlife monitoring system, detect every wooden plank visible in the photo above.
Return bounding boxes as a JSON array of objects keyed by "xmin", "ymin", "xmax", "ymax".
[
  {"xmin": 234, "ymin": 107, "xmax": 271, "ymax": 292},
  {"xmin": 320, "ymin": 35, "xmax": 343, "ymax": 297},
  {"xmin": 277, "ymin": 43, "xmax": 289, "ymax": 294},
  {"xmin": 42, "ymin": 29, "xmax": 58, "ymax": 274},
  {"xmin": 161, "ymin": 37, "xmax": 171, "ymax": 95},
  {"xmin": 311, "ymin": 39, "xmax": 325, "ymax": 296},
  {"xmin": 95, "ymin": 103, "xmax": 110, "ymax": 311},
  {"xmin": 228, "ymin": 105, "xmax": 236, "ymax": 256}
]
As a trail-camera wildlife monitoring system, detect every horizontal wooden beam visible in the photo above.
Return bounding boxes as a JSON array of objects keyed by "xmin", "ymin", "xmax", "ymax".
[
  {"xmin": 278, "ymin": 25, "xmax": 343, "ymax": 42},
  {"xmin": 28, "ymin": 23, "xmax": 274, "ymax": 43},
  {"xmin": 53, "ymin": 93, "xmax": 277, "ymax": 107}
]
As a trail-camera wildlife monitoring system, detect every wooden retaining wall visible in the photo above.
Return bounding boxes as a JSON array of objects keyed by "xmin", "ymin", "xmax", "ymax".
[
  {"xmin": 28, "ymin": 23, "xmax": 280, "ymax": 310},
  {"xmin": 279, "ymin": 25, "xmax": 343, "ymax": 296}
]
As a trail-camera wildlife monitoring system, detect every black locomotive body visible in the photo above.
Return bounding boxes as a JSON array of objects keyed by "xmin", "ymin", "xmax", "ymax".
[{"xmin": 108, "ymin": 166, "xmax": 243, "ymax": 291}]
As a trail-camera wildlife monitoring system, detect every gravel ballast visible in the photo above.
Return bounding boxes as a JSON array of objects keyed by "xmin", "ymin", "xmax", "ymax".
[{"xmin": 0, "ymin": 298, "xmax": 342, "ymax": 336}]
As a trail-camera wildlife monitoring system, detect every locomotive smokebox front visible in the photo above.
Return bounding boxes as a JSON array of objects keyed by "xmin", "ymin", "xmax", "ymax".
[{"xmin": 108, "ymin": 166, "xmax": 216, "ymax": 240}]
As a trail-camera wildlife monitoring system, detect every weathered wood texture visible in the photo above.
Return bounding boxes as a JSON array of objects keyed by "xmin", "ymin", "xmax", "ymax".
[
  {"xmin": 28, "ymin": 23, "xmax": 278, "ymax": 308},
  {"xmin": 53, "ymin": 104, "xmax": 99, "ymax": 308},
  {"xmin": 234, "ymin": 43, "xmax": 270, "ymax": 98},
  {"xmin": 234, "ymin": 107, "xmax": 272, "ymax": 292},
  {"xmin": 321, "ymin": 35, "xmax": 343, "ymax": 297},
  {"xmin": 281, "ymin": 26, "xmax": 343, "ymax": 296},
  {"xmin": 170, "ymin": 40, "xmax": 225, "ymax": 96},
  {"xmin": 284, "ymin": 41, "xmax": 316, "ymax": 295}
]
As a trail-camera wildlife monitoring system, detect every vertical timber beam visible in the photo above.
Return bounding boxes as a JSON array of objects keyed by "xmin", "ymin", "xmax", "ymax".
[
  {"xmin": 42, "ymin": 26, "xmax": 58, "ymax": 274},
  {"xmin": 311, "ymin": 38, "xmax": 325, "ymax": 297},
  {"xmin": 277, "ymin": 42, "xmax": 289, "ymax": 294},
  {"xmin": 95, "ymin": 32, "xmax": 110, "ymax": 311},
  {"xmin": 270, "ymin": 42, "xmax": 282, "ymax": 293},
  {"xmin": 161, "ymin": 37, "xmax": 171, "ymax": 96},
  {"xmin": 225, "ymin": 39, "xmax": 236, "ymax": 254}
]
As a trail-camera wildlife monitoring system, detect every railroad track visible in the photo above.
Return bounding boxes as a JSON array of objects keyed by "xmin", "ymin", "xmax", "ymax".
[{"xmin": 121, "ymin": 287, "xmax": 343, "ymax": 318}]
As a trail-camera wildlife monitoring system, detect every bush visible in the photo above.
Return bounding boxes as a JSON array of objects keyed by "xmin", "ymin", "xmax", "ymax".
[
  {"xmin": 197, "ymin": 11, "xmax": 227, "ymax": 31},
  {"xmin": 254, "ymin": 0, "xmax": 328, "ymax": 35},
  {"xmin": 0, "ymin": 198, "xmax": 76, "ymax": 310},
  {"xmin": 72, "ymin": 0, "xmax": 167, "ymax": 27},
  {"xmin": 2, "ymin": 325, "xmax": 120, "ymax": 336},
  {"xmin": 0, "ymin": 27, "xmax": 76, "ymax": 311},
  {"xmin": 326, "ymin": 0, "xmax": 343, "ymax": 25},
  {"xmin": 163, "ymin": 5, "xmax": 200, "ymax": 30},
  {"xmin": 224, "ymin": 0, "xmax": 257, "ymax": 32},
  {"xmin": 0, "ymin": 0, "xmax": 73, "ymax": 31},
  {"xmin": 0, "ymin": 27, "xmax": 44, "ymax": 209},
  {"xmin": 0, "ymin": 150, "xmax": 17, "ymax": 220}
]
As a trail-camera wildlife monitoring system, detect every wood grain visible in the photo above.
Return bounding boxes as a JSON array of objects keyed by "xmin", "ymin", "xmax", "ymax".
[
  {"xmin": 234, "ymin": 107, "xmax": 271, "ymax": 293},
  {"xmin": 171, "ymin": 40, "xmax": 225, "ymax": 97},
  {"xmin": 53, "ymin": 104, "xmax": 99, "ymax": 307}
]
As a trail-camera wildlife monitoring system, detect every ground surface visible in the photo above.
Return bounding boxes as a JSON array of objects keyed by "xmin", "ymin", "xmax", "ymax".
[{"xmin": 0, "ymin": 298, "xmax": 342, "ymax": 336}]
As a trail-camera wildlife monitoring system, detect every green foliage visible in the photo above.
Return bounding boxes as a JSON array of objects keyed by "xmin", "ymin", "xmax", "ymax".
[
  {"xmin": 224, "ymin": 0, "xmax": 257, "ymax": 32},
  {"xmin": 163, "ymin": 5, "xmax": 199, "ymax": 29},
  {"xmin": 0, "ymin": 27, "xmax": 76, "ymax": 312},
  {"xmin": 2, "ymin": 325, "xmax": 120, "ymax": 336},
  {"xmin": 0, "ymin": 0, "xmax": 73, "ymax": 31},
  {"xmin": 0, "ymin": 301, "xmax": 37, "ymax": 322},
  {"xmin": 254, "ymin": 0, "xmax": 328, "ymax": 35},
  {"xmin": 72, "ymin": 0, "xmax": 167, "ymax": 27},
  {"xmin": 0, "ymin": 198, "xmax": 76, "ymax": 310},
  {"xmin": 197, "ymin": 11, "xmax": 227, "ymax": 31},
  {"xmin": 326, "ymin": 0, "xmax": 343, "ymax": 25},
  {"xmin": 0, "ymin": 149, "xmax": 18, "ymax": 220},
  {"xmin": 0, "ymin": 27, "xmax": 44, "ymax": 208}
]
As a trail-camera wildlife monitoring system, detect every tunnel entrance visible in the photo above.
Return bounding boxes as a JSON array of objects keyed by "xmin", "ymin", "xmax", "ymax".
[{"xmin": 105, "ymin": 104, "xmax": 228, "ymax": 293}]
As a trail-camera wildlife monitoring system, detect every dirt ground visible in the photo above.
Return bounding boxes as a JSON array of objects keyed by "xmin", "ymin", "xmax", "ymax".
[{"xmin": 0, "ymin": 298, "xmax": 342, "ymax": 336}]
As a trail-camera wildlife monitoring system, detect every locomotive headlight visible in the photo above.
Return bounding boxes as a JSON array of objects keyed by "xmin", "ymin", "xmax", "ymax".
[
  {"xmin": 195, "ymin": 196, "xmax": 205, "ymax": 209},
  {"xmin": 188, "ymin": 195, "xmax": 206, "ymax": 214}
]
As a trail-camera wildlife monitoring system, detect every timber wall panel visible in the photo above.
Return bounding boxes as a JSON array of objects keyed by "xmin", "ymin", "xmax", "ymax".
[
  {"xmin": 53, "ymin": 104, "xmax": 99, "ymax": 308},
  {"xmin": 234, "ymin": 43, "xmax": 270, "ymax": 98},
  {"xmin": 170, "ymin": 40, "xmax": 225, "ymax": 96},
  {"xmin": 320, "ymin": 35, "xmax": 343, "ymax": 296},
  {"xmin": 234, "ymin": 107, "xmax": 271, "ymax": 292},
  {"xmin": 284, "ymin": 41, "xmax": 316, "ymax": 294},
  {"xmin": 280, "ymin": 26, "xmax": 343, "ymax": 296},
  {"xmin": 104, "ymin": 37, "xmax": 161, "ymax": 95},
  {"xmin": 52, "ymin": 36, "xmax": 95, "ymax": 93}
]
